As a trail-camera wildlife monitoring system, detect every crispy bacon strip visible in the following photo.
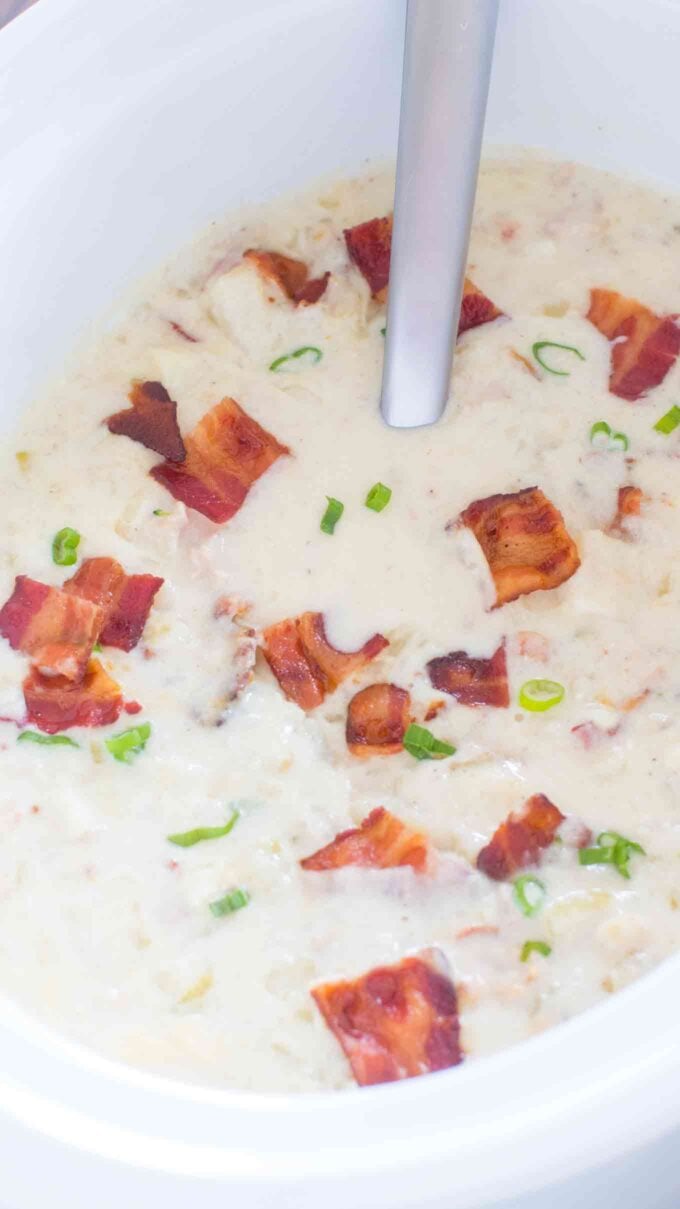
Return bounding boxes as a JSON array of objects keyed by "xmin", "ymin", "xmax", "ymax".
[
  {"xmin": 427, "ymin": 642, "xmax": 509, "ymax": 707},
  {"xmin": 587, "ymin": 288, "xmax": 680, "ymax": 400},
  {"xmin": 301, "ymin": 807, "xmax": 429, "ymax": 872},
  {"xmin": 460, "ymin": 487, "xmax": 580, "ymax": 607},
  {"xmin": 476, "ymin": 793, "xmax": 565, "ymax": 881},
  {"xmin": 23, "ymin": 659, "xmax": 123, "ymax": 733},
  {"xmin": 263, "ymin": 612, "xmax": 388, "ymax": 710},
  {"xmin": 343, "ymin": 214, "xmax": 502, "ymax": 332},
  {"xmin": 608, "ymin": 485, "xmax": 643, "ymax": 538},
  {"xmin": 311, "ymin": 949, "xmax": 462, "ymax": 1086},
  {"xmin": 151, "ymin": 397, "xmax": 289, "ymax": 524},
  {"xmin": 106, "ymin": 380, "xmax": 186, "ymax": 462},
  {"xmin": 65, "ymin": 557, "xmax": 164, "ymax": 652},
  {"xmin": 243, "ymin": 249, "xmax": 329, "ymax": 306},
  {"xmin": 345, "ymin": 683, "xmax": 411, "ymax": 756},
  {"xmin": 0, "ymin": 576, "xmax": 103, "ymax": 681}
]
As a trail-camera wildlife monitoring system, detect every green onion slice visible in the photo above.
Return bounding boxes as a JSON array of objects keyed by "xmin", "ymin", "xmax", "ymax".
[
  {"xmin": 579, "ymin": 830, "xmax": 645, "ymax": 879},
  {"xmin": 513, "ymin": 874, "xmax": 546, "ymax": 917},
  {"xmin": 380, "ymin": 326, "xmax": 386, "ymax": 337},
  {"xmin": 269, "ymin": 346, "xmax": 322, "ymax": 373},
  {"xmin": 589, "ymin": 420, "xmax": 629, "ymax": 451},
  {"xmin": 18, "ymin": 730, "xmax": 79, "ymax": 748},
  {"xmin": 168, "ymin": 810, "xmax": 239, "ymax": 848},
  {"xmin": 520, "ymin": 939, "xmax": 552, "ymax": 962},
  {"xmin": 365, "ymin": 482, "xmax": 392, "ymax": 512},
  {"xmin": 653, "ymin": 404, "xmax": 680, "ymax": 435},
  {"xmin": 153, "ymin": 508, "xmax": 170, "ymax": 517},
  {"xmin": 320, "ymin": 496, "xmax": 344, "ymax": 535},
  {"xmin": 209, "ymin": 887, "xmax": 250, "ymax": 918},
  {"xmin": 532, "ymin": 340, "xmax": 585, "ymax": 376},
  {"xmin": 403, "ymin": 723, "xmax": 456, "ymax": 761},
  {"xmin": 105, "ymin": 722, "xmax": 151, "ymax": 764},
  {"xmin": 52, "ymin": 527, "xmax": 81, "ymax": 567},
  {"xmin": 519, "ymin": 679, "xmax": 565, "ymax": 712}
]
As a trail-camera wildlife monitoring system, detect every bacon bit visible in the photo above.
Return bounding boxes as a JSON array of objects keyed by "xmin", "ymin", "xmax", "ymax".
[
  {"xmin": 263, "ymin": 612, "xmax": 388, "ymax": 711},
  {"xmin": 509, "ymin": 348, "xmax": 540, "ymax": 379},
  {"xmin": 456, "ymin": 924, "xmax": 500, "ymax": 940},
  {"xmin": 301, "ymin": 806, "xmax": 429, "ymax": 872},
  {"xmin": 587, "ymin": 287, "xmax": 680, "ymax": 400},
  {"xmin": 515, "ymin": 631, "xmax": 550, "ymax": 662},
  {"xmin": 460, "ymin": 487, "xmax": 580, "ymax": 607},
  {"xmin": 424, "ymin": 699, "xmax": 445, "ymax": 722},
  {"xmin": 0, "ymin": 576, "xmax": 103, "ymax": 681},
  {"xmin": 620, "ymin": 688, "xmax": 649, "ymax": 712},
  {"xmin": 476, "ymin": 793, "xmax": 565, "ymax": 881},
  {"xmin": 559, "ymin": 815, "xmax": 593, "ymax": 849},
  {"xmin": 106, "ymin": 380, "xmax": 186, "ymax": 463},
  {"xmin": 500, "ymin": 221, "xmax": 518, "ymax": 241},
  {"xmin": 23, "ymin": 659, "xmax": 123, "ymax": 733},
  {"xmin": 124, "ymin": 700, "xmax": 143, "ymax": 715},
  {"xmin": 167, "ymin": 859, "xmax": 180, "ymax": 872},
  {"xmin": 343, "ymin": 214, "xmax": 502, "ymax": 331},
  {"xmin": 427, "ymin": 642, "xmax": 509, "ymax": 708},
  {"xmin": 571, "ymin": 721, "xmax": 618, "ymax": 750},
  {"xmin": 345, "ymin": 683, "xmax": 411, "ymax": 756},
  {"xmin": 608, "ymin": 485, "xmax": 644, "ymax": 539},
  {"xmin": 65, "ymin": 557, "xmax": 163, "ymax": 652},
  {"xmin": 311, "ymin": 949, "xmax": 462, "ymax": 1086},
  {"xmin": 151, "ymin": 397, "xmax": 289, "ymax": 524},
  {"xmin": 169, "ymin": 320, "xmax": 199, "ymax": 343},
  {"xmin": 243, "ymin": 249, "xmax": 329, "ymax": 306}
]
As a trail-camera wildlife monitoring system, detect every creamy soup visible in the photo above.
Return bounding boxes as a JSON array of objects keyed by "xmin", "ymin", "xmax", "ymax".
[{"xmin": 1, "ymin": 156, "xmax": 680, "ymax": 1092}]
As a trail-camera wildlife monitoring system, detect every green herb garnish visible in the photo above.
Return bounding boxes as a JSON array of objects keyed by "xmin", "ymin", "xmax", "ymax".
[
  {"xmin": 18, "ymin": 730, "xmax": 79, "ymax": 748},
  {"xmin": 52, "ymin": 527, "xmax": 81, "ymax": 567},
  {"xmin": 519, "ymin": 679, "xmax": 565, "ymax": 712},
  {"xmin": 320, "ymin": 496, "xmax": 344, "ymax": 535},
  {"xmin": 209, "ymin": 887, "xmax": 250, "ymax": 918},
  {"xmin": 365, "ymin": 482, "xmax": 392, "ymax": 513},
  {"xmin": 520, "ymin": 939, "xmax": 551, "ymax": 962},
  {"xmin": 153, "ymin": 508, "xmax": 170, "ymax": 517},
  {"xmin": 168, "ymin": 810, "xmax": 239, "ymax": 849},
  {"xmin": 579, "ymin": 830, "xmax": 645, "ymax": 879},
  {"xmin": 269, "ymin": 346, "xmax": 322, "ymax": 373},
  {"xmin": 589, "ymin": 420, "xmax": 629, "ymax": 451},
  {"xmin": 513, "ymin": 874, "xmax": 546, "ymax": 918},
  {"xmin": 403, "ymin": 723, "xmax": 456, "ymax": 761},
  {"xmin": 532, "ymin": 340, "xmax": 585, "ymax": 376},
  {"xmin": 105, "ymin": 722, "xmax": 151, "ymax": 764},
  {"xmin": 653, "ymin": 405, "xmax": 680, "ymax": 435}
]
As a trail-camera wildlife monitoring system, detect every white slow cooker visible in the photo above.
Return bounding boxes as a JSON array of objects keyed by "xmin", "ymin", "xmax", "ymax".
[{"xmin": 1, "ymin": 1, "xmax": 680, "ymax": 1205}]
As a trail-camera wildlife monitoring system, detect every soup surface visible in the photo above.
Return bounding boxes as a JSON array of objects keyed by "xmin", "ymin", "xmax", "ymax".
[{"xmin": 2, "ymin": 157, "xmax": 680, "ymax": 1092}]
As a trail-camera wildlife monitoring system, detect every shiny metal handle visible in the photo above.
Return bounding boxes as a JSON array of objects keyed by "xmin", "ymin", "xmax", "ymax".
[{"xmin": 380, "ymin": 0, "xmax": 499, "ymax": 429}]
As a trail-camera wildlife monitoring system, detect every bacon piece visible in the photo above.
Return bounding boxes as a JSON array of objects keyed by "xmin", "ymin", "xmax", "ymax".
[
  {"xmin": 345, "ymin": 683, "xmax": 411, "ymax": 756},
  {"xmin": 0, "ymin": 576, "xmax": 102, "ymax": 680},
  {"xmin": 587, "ymin": 288, "xmax": 680, "ymax": 400},
  {"xmin": 65, "ymin": 557, "xmax": 163, "ymax": 652},
  {"xmin": 460, "ymin": 487, "xmax": 580, "ymax": 607},
  {"xmin": 427, "ymin": 642, "xmax": 509, "ymax": 708},
  {"xmin": 243, "ymin": 249, "xmax": 329, "ymax": 306},
  {"xmin": 301, "ymin": 807, "xmax": 429, "ymax": 872},
  {"xmin": 476, "ymin": 793, "xmax": 565, "ymax": 881},
  {"xmin": 608, "ymin": 485, "xmax": 644, "ymax": 539},
  {"xmin": 106, "ymin": 380, "xmax": 186, "ymax": 463},
  {"xmin": 343, "ymin": 215, "xmax": 502, "ymax": 331},
  {"xmin": 23, "ymin": 659, "xmax": 123, "ymax": 733},
  {"xmin": 311, "ymin": 949, "xmax": 462, "ymax": 1086},
  {"xmin": 151, "ymin": 397, "xmax": 289, "ymax": 524},
  {"xmin": 263, "ymin": 612, "xmax": 388, "ymax": 710},
  {"xmin": 424, "ymin": 699, "xmax": 445, "ymax": 722}
]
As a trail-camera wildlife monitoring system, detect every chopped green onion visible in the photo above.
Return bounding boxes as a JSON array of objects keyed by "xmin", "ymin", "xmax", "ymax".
[
  {"xmin": 579, "ymin": 830, "xmax": 645, "ymax": 879},
  {"xmin": 589, "ymin": 420, "xmax": 629, "ymax": 451},
  {"xmin": 269, "ymin": 346, "xmax": 322, "ymax": 373},
  {"xmin": 18, "ymin": 730, "xmax": 79, "ymax": 748},
  {"xmin": 93, "ymin": 642, "xmax": 103, "ymax": 653},
  {"xmin": 168, "ymin": 810, "xmax": 239, "ymax": 848},
  {"xmin": 532, "ymin": 340, "xmax": 585, "ymax": 376},
  {"xmin": 209, "ymin": 887, "xmax": 250, "ymax": 918},
  {"xmin": 653, "ymin": 404, "xmax": 680, "ymax": 435},
  {"xmin": 105, "ymin": 722, "xmax": 151, "ymax": 764},
  {"xmin": 513, "ymin": 874, "xmax": 546, "ymax": 917},
  {"xmin": 519, "ymin": 679, "xmax": 565, "ymax": 712},
  {"xmin": 320, "ymin": 496, "xmax": 344, "ymax": 535},
  {"xmin": 52, "ymin": 527, "xmax": 81, "ymax": 567},
  {"xmin": 153, "ymin": 508, "xmax": 170, "ymax": 517},
  {"xmin": 403, "ymin": 723, "xmax": 456, "ymax": 761},
  {"xmin": 365, "ymin": 482, "xmax": 392, "ymax": 512},
  {"xmin": 520, "ymin": 939, "xmax": 552, "ymax": 962},
  {"xmin": 380, "ymin": 326, "xmax": 386, "ymax": 337}
]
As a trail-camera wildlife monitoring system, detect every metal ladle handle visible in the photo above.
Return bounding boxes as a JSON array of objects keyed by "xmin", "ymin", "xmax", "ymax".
[{"xmin": 380, "ymin": 0, "xmax": 499, "ymax": 429}]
